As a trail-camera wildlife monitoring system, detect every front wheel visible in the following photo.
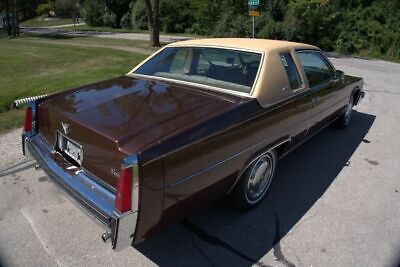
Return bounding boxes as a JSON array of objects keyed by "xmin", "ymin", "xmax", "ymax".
[
  {"xmin": 336, "ymin": 95, "xmax": 354, "ymax": 129},
  {"xmin": 231, "ymin": 149, "xmax": 277, "ymax": 211}
]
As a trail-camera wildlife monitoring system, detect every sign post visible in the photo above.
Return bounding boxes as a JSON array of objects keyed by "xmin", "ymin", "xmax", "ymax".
[
  {"xmin": 248, "ymin": 0, "xmax": 259, "ymax": 38},
  {"xmin": 252, "ymin": 15, "xmax": 254, "ymax": 39}
]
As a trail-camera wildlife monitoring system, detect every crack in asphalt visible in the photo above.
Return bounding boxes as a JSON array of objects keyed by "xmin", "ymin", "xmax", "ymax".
[
  {"xmin": 0, "ymin": 159, "xmax": 34, "ymax": 173},
  {"xmin": 0, "ymin": 161, "xmax": 36, "ymax": 178},
  {"xmin": 181, "ymin": 219, "xmax": 271, "ymax": 266},
  {"xmin": 364, "ymin": 89, "xmax": 400, "ymax": 95},
  {"xmin": 272, "ymin": 213, "xmax": 296, "ymax": 267},
  {"xmin": 190, "ymin": 232, "xmax": 216, "ymax": 266}
]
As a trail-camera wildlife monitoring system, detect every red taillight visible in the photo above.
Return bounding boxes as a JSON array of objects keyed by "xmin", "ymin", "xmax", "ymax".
[
  {"xmin": 114, "ymin": 166, "xmax": 132, "ymax": 213},
  {"xmin": 24, "ymin": 107, "xmax": 33, "ymax": 132}
]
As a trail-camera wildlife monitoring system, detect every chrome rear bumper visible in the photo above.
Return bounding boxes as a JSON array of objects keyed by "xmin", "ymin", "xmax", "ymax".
[
  {"xmin": 23, "ymin": 133, "xmax": 137, "ymax": 251},
  {"xmin": 355, "ymin": 91, "xmax": 365, "ymax": 105}
]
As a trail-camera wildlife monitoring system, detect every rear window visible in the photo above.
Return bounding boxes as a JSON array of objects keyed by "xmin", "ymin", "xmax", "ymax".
[{"xmin": 134, "ymin": 47, "xmax": 262, "ymax": 94}]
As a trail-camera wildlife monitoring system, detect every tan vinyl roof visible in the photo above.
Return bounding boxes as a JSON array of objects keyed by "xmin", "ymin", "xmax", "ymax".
[{"xmin": 167, "ymin": 38, "xmax": 319, "ymax": 53}]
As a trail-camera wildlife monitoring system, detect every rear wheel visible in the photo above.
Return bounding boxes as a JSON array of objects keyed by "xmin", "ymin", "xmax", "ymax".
[
  {"xmin": 231, "ymin": 149, "xmax": 277, "ymax": 210},
  {"xmin": 337, "ymin": 95, "xmax": 354, "ymax": 128}
]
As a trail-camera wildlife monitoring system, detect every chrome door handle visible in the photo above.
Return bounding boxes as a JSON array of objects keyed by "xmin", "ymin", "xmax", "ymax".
[{"xmin": 312, "ymin": 96, "xmax": 319, "ymax": 104}]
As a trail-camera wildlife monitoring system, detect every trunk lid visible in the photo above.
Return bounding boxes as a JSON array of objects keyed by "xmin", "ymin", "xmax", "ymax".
[{"xmin": 38, "ymin": 76, "xmax": 247, "ymax": 189}]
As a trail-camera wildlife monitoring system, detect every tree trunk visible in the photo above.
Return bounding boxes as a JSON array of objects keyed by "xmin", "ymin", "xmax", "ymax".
[
  {"xmin": 15, "ymin": 0, "xmax": 19, "ymax": 36},
  {"xmin": 144, "ymin": 0, "xmax": 160, "ymax": 47},
  {"xmin": 12, "ymin": 0, "xmax": 17, "ymax": 37},
  {"xmin": 115, "ymin": 13, "xmax": 122, "ymax": 28},
  {"xmin": 5, "ymin": 0, "xmax": 11, "ymax": 36},
  {"xmin": 153, "ymin": 0, "xmax": 160, "ymax": 46}
]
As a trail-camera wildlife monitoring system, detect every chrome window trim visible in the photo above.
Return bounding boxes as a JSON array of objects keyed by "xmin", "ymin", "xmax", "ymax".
[
  {"xmin": 129, "ymin": 73, "xmax": 255, "ymax": 98},
  {"xmin": 126, "ymin": 45, "xmax": 265, "ymax": 98}
]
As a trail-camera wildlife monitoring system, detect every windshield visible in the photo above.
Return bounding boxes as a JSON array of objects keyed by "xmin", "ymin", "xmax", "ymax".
[{"xmin": 133, "ymin": 47, "xmax": 262, "ymax": 94}]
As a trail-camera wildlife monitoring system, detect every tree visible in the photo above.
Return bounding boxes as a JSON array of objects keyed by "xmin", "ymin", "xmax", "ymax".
[
  {"xmin": 160, "ymin": 0, "xmax": 193, "ymax": 33},
  {"xmin": 4, "ymin": 0, "xmax": 20, "ymax": 37},
  {"xmin": 5, "ymin": 0, "xmax": 11, "ymax": 36},
  {"xmin": 83, "ymin": 0, "xmax": 105, "ymax": 26},
  {"xmin": 144, "ymin": 0, "xmax": 160, "ymax": 47},
  {"xmin": 54, "ymin": 0, "xmax": 74, "ymax": 18},
  {"xmin": 105, "ymin": 0, "xmax": 131, "ymax": 28},
  {"xmin": 14, "ymin": 0, "xmax": 20, "ymax": 37}
]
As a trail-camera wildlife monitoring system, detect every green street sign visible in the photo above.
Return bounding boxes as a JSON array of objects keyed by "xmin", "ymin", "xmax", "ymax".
[{"xmin": 248, "ymin": 0, "xmax": 259, "ymax": 7}]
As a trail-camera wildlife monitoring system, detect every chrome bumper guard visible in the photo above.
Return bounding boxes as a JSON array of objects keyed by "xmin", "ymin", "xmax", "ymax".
[{"xmin": 23, "ymin": 134, "xmax": 137, "ymax": 251}]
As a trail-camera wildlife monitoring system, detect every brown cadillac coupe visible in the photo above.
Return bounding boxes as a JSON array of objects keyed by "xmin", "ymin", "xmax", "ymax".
[{"xmin": 22, "ymin": 38, "xmax": 364, "ymax": 250}]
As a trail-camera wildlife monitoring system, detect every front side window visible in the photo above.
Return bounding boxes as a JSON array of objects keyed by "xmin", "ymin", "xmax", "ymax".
[
  {"xmin": 297, "ymin": 51, "xmax": 334, "ymax": 87},
  {"xmin": 134, "ymin": 47, "xmax": 262, "ymax": 94}
]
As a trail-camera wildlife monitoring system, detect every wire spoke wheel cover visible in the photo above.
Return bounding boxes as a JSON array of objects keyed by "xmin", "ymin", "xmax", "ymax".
[
  {"xmin": 245, "ymin": 152, "xmax": 276, "ymax": 204},
  {"xmin": 344, "ymin": 96, "xmax": 353, "ymax": 125}
]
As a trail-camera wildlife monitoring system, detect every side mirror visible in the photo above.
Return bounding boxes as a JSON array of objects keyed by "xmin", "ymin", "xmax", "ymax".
[{"xmin": 334, "ymin": 70, "xmax": 344, "ymax": 81}]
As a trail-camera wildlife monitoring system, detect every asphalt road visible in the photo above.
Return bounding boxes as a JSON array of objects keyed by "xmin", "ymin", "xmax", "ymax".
[
  {"xmin": 20, "ymin": 27, "xmax": 192, "ymax": 43},
  {"xmin": 1, "ymin": 56, "xmax": 400, "ymax": 267}
]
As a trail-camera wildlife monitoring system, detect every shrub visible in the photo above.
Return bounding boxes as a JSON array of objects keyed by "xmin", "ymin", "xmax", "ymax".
[
  {"xmin": 102, "ymin": 7, "xmax": 116, "ymax": 28},
  {"xmin": 131, "ymin": 0, "xmax": 147, "ymax": 30},
  {"xmin": 54, "ymin": 0, "xmax": 74, "ymax": 18},
  {"xmin": 36, "ymin": 3, "xmax": 52, "ymax": 16},
  {"xmin": 160, "ymin": 0, "xmax": 193, "ymax": 33},
  {"xmin": 83, "ymin": 0, "xmax": 105, "ymax": 26}
]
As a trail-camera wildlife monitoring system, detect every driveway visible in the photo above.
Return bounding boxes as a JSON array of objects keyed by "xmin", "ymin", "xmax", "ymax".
[{"xmin": 0, "ymin": 56, "xmax": 399, "ymax": 266}]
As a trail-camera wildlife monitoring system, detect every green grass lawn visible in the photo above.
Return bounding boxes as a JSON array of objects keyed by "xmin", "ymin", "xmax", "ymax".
[
  {"xmin": 20, "ymin": 17, "xmax": 76, "ymax": 27},
  {"xmin": 0, "ymin": 39, "xmax": 147, "ymax": 132}
]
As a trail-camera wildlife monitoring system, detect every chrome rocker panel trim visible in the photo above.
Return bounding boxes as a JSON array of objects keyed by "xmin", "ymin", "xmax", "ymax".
[{"xmin": 23, "ymin": 133, "xmax": 137, "ymax": 251}]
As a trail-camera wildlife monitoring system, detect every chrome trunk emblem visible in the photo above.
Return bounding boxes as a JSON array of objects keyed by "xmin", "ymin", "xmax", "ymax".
[{"xmin": 61, "ymin": 122, "xmax": 71, "ymax": 135}]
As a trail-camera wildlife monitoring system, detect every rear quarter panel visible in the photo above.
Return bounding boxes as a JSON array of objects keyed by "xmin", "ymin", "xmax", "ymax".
[{"xmin": 137, "ymin": 95, "xmax": 313, "ymax": 239}]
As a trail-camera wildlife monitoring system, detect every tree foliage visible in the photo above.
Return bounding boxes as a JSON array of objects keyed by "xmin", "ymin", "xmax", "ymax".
[
  {"xmin": 5, "ymin": 0, "xmax": 400, "ymax": 60},
  {"xmin": 83, "ymin": 0, "xmax": 105, "ymax": 26},
  {"xmin": 54, "ymin": 0, "xmax": 74, "ymax": 17}
]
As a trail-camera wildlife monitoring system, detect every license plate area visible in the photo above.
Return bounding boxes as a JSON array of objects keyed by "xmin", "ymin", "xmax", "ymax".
[{"xmin": 56, "ymin": 132, "xmax": 83, "ymax": 166}]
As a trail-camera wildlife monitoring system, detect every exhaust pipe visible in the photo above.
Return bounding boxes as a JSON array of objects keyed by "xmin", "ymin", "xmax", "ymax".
[{"xmin": 102, "ymin": 232, "xmax": 112, "ymax": 242}]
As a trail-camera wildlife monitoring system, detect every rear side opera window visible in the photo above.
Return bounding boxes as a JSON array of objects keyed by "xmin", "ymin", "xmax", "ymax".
[{"xmin": 280, "ymin": 53, "xmax": 302, "ymax": 90}]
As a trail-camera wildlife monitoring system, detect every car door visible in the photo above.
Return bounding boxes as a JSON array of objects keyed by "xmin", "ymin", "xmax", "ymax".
[
  {"xmin": 296, "ymin": 50, "xmax": 340, "ymax": 133},
  {"xmin": 278, "ymin": 51, "xmax": 313, "ymax": 148}
]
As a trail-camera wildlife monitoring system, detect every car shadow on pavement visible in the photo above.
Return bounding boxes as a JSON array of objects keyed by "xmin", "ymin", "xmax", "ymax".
[{"xmin": 135, "ymin": 110, "xmax": 376, "ymax": 266}]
